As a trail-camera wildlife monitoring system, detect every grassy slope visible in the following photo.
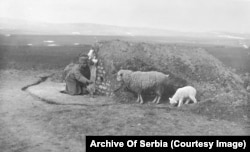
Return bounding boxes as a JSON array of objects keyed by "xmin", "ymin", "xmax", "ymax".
[
  {"xmin": 1, "ymin": 34, "xmax": 249, "ymax": 73},
  {"xmin": 0, "ymin": 45, "xmax": 92, "ymax": 70},
  {"xmin": 204, "ymin": 46, "xmax": 250, "ymax": 73}
]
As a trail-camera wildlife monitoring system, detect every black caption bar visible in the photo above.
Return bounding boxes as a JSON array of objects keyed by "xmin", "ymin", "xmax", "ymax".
[{"xmin": 86, "ymin": 136, "xmax": 249, "ymax": 152}]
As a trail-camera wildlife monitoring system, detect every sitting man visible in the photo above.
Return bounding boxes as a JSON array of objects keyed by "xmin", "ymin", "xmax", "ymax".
[{"xmin": 62, "ymin": 55, "xmax": 93, "ymax": 95}]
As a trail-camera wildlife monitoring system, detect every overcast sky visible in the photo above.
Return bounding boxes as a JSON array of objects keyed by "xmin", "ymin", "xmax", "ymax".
[{"xmin": 0, "ymin": 0, "xmax": 250, "ymax": 33}]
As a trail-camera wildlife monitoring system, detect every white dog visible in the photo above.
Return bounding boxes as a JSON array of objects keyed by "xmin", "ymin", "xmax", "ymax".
[{"xmin": 169, "ymin": 86, "xmax": 197, "ymax": 107}]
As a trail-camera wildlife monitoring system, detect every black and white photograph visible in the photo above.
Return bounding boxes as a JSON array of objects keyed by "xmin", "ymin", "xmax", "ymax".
[{"xmin": 0, "ymin": 0, "xmax": 249, "ymax": 151}]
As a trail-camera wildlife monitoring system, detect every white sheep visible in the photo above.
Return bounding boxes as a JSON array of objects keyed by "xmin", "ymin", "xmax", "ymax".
[
  {"xmin": 169, "ymin": 86, "xmax": 197, "ymax": 107},
  {"xmin": 117, "ymin": 69, "xmax": 169, "ymax": 104}
]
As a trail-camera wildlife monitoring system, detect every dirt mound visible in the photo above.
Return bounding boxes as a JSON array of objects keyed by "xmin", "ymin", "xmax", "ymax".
[{"xmin": 95, "ymin": 40, "xmax": 249, "ymax": 120}]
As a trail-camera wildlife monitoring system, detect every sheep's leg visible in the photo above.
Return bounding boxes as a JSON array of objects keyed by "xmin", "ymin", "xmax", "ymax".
[
  {"xmin": 139, "ymin": 94, "xmax": 144, "ymax": 104},
  {"xmin": 153, "ymin": 88, "xmax": 162, "ymax": 104},
  {"xmin": 155, "ymin": 95, "xmax": 161, "ymax": 104},
  {"xmin": 177, "ymin": 98, "xmax": 183, "ymax": 107},
  {"xmin": 152, "ymin": 96, "xmax": 158, "ymax": 103},
  {"xmin": 136, "ymin": 94, "xmax": 140, "ymax": 103},
  {"xmin": 189, "ymin": 95, "xmax": 197, "ymax": 103},
  {"xmin": 185, "ymin": 98, "xmax": 191, "ymax": 104}
]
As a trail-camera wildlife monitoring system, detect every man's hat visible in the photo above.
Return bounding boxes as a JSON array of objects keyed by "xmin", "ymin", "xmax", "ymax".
[{"xmin": 79, "ymin": 55, "xmax": 89, "ymax": 63}]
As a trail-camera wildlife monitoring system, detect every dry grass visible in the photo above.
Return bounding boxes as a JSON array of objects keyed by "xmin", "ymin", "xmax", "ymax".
[{"xmin": 0, "ymin": 69, "xmax": 249, "ymax": 152}]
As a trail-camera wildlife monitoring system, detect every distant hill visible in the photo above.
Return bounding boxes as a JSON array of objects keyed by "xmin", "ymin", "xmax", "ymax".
[
  {"xmin": 0, "ymin": 18, "xmax": 179, "ymax": 35},
  {"xmin": 1, "ymin": 18, "xmax": 249, "ymax": 39}
]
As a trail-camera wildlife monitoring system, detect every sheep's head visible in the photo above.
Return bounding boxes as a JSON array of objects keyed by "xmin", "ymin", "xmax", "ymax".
[
  {"xmin": 116, "ymin": 70, "xmax": 132, "ymax": 82},
  {"xmin": 169, "ymin": 97, "xmax": 177, "ymax": 105}
]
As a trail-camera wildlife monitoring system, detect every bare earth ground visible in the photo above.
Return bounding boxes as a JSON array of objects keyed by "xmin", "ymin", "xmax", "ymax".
[{"xmin": 0, "ymin": 69, "xmax": 249, "ymax": 152}]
